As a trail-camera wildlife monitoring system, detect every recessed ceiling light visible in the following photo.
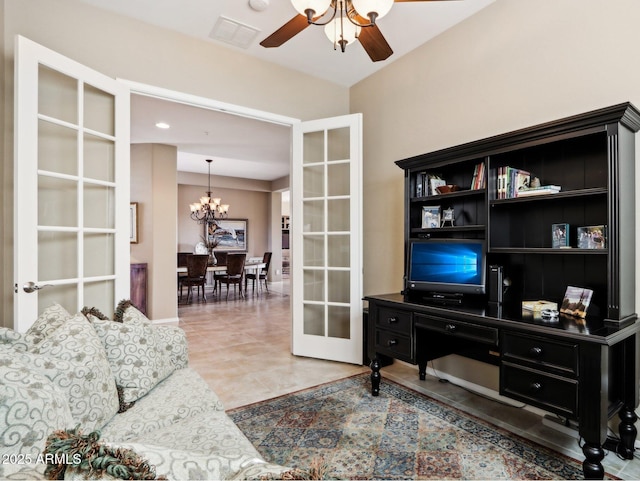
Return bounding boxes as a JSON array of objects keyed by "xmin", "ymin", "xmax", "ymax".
[{"xmin": 156, "ymin": 122, "xmax": 170, "ymax": 129}]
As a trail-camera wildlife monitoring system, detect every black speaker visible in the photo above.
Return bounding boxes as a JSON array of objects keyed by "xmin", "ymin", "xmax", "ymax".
[{"xmin": 488, "ymin": 265, "xmax": 503, "ymax": 304}]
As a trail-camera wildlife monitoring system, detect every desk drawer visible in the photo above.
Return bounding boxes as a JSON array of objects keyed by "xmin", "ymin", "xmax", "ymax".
[
  {"xmin": 375, "ymin": 330, "xmax": 413, "ymax": 362},
  {"xmin": 502, "ymin": 332, "xmax": 578, "ymax": 376},
  {"xmin": 416, "ymin": 315, "xmax": 498, "ymax": 346},
  {"xmin": 501, "ymin": 362, "xmax": 577, "ymax": 417},
  {"xmin": 376, "ymin": 307, "xmax": 412, "ymax": 335}
]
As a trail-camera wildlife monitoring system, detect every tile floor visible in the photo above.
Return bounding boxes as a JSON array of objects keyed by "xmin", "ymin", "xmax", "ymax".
[{"xmin": 178, "ymin": 280, "xmax": 640, "ymax": 479}]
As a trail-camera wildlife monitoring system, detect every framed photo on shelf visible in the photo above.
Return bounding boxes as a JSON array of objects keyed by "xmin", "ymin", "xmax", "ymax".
[
  {"xmin": 577, "ymin": 225, "xmax": 607, "ymax": 249},
  {"xmin": 429, "ymin": 177, "xmax": 446, "ymax": 196},
  {"xmin": 421, "ymin": 205, "xmax": 441, "ymax": 229},
  {"xmin": 552, "ymin": 223, "xmax": 569, "ymax": 248},
  {"xmin": 560, "ymin": 285, "xmax": 594, "ymax": 319},
  {"xmin": 206, "ymin": 219, "xmax": 248, "ymax": 251}
]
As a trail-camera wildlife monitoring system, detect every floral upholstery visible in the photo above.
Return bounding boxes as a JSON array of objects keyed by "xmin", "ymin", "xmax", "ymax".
[
  {"xmin": 29, "ymin": 314, "xmax": 120, "ymax": 430},
  {"xmin": 0, "ymin": 348, "xmax": 74, "ymax": 457},
  {"xmin": 0, "ymin": 303, "xmax": 292, "ymax": 480},
  {"xmin": 100, "ymin": 368, "xmax": 224, "ymax": 442},
  {"xmin": 88, "ymin": 306, "xmax": 177, "ymax": 404}
]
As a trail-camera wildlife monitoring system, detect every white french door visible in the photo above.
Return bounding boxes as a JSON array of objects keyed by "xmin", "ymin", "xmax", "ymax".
[
  {"xmin": 14, "ymin": 36, "xmax": 130, "ymax": 331},
  {"xmin": 291, "ymin": 114, "xmax": 363, "ymax": 364}
]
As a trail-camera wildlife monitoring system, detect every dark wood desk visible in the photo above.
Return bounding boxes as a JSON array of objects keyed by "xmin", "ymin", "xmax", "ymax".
[{"xmin": 365, "ymin": 293, "xmax": 640, "ymax": 480}]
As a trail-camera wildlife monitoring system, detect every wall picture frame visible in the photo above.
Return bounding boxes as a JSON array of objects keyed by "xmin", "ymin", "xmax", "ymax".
[
  {"xmin": 206, "ymin": 219, "xmax": 248, "ymax": 251},
  {"xmin": 130, "ymin": 202, "xmax": 138, "ymax": 243}
]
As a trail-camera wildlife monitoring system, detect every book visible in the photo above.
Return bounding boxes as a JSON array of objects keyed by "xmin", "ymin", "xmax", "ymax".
[
  {"xmin": 415, "ymin": 172, "xmax": 426, "ymax": 197},
  {"xmin": 577, "ymin": 225, "xmax": 606, "ymax": 249},
  {"xmin": 471, "ymin": 162, "xmax": 486, "ymax": 190},
  {"xmin": 552, "ymin": 223, "xmax": 569, "ymax": 248},
  {"xmin": 522, "ymin": 300, "xmax": 558, "ymax": 312},
  {"xmin": 560, "ymin": 286, "xmax": 593, "ymax": 319},
  {"xmin": 429, "ymin": 177, "xmax": 446, "ymax": 196},
  {"xmin": 516, "ymin": 185, "xmax": 561, "ymax": 197}
]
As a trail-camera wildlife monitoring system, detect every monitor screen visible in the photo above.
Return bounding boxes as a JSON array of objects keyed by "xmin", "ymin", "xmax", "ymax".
[{"xmin": 408, "ymin": 239, "xmax": 486, "ymax": 295}]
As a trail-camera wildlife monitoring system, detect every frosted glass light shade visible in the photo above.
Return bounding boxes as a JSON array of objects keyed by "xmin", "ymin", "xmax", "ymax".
[
  {"xmin": 291, "ymin": 0, "xmax": 331, "ymax": 16},
  {"xmin": 325, "ymin": 18, "xmax": 361, "ymax": 45},
  {"xmin": 352, "ymin": 0, "xmax": 393, "ymax": 20}
]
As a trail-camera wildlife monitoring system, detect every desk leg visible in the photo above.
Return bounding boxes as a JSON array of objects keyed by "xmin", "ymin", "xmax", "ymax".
[
  {"xmin": 582, "ymin": 443, "xmax": 605, "ymax": 479},
  {"xmin": 618, "ymin": 405, "xmax": 638, "ymax": 459},
  {"xmin": 370, "ymin": 357, "xmax": 381, "ymax": 396}
]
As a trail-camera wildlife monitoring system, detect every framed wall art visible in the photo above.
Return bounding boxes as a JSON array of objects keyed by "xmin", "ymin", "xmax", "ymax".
[{"xmin": 206, "ymin": 219, "xmax": 247, "ymax": 251}]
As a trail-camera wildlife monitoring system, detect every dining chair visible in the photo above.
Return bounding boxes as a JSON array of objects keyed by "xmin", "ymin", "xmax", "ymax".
[
  {"xmin": 179, "ymin": 254, "xmax": 209, "ymax": 303},
  {"xmin": 212, "ymin": 251, "xmax": 228, "ymax": 296},
  {"xmin": 246, "ymin": 251, "xmax": 272, "ymax": 293},
  {"xmin": 218, "ymin": 253, "xmax": 246, "ymax": 300}
]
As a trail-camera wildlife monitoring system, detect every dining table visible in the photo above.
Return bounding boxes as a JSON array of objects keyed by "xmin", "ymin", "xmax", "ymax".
[{"xmin": 177, "ymin": 260, "xmax": 266, "ymax": 297}]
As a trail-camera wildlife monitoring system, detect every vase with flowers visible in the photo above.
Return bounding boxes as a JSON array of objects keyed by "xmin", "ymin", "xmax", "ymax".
[{"xmin": 201, "ymin": 235, "xmax": 220, "ymax": 265}]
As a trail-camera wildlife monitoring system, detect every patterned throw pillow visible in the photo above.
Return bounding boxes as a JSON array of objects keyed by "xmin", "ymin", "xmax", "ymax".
[
  {"xmin": 0, "ymin": 327, "xmax": 31, "ymax": 352},
  {"xmin": 88, "ymin": 305, "xmax": 175, "ymax": 405},
  {"xmin": 30, "ymin": 314, "xmax": 119, "ymax": 431},
  {"xmin": 0, "ymin": 347, "xmax": 74, "ymax": 457},
  {"xmin": 25, "ymin": 303, "xmax": 72, "ymax": 344}
]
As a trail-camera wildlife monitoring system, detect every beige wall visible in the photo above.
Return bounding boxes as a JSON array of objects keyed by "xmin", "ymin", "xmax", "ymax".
[
  {"xmin": 1, "ymin": 0, "xmax": 349, "ymax": 323},
  {"xmin": 352, "ymin": 0, "xmax": 640, "ymax": 387},
  {"xmin": 130, "ymin": 144, "xmax": 178, "ymax": 322}
]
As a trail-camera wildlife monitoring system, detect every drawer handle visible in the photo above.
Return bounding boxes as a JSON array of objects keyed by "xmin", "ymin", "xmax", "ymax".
[
  {"xmin": 529, "ymin": 347, "xmax": 543, "ymax": 358},
  {"xmin": 387, "ymin": 339, "xmax": 398, "ymax": 347},
  {"xmin": 387, "ymin": 317, "xmax": 398, "ymax": 324},
  {"xmin": 530, "ymin": 382, "xmax": 543, "ymax": 392},
  {"xmin": 445, "ymin": 324, "xmax": 457, "ymax": 332}
]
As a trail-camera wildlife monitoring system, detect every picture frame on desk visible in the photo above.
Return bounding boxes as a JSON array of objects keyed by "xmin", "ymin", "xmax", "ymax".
[{"xmin": 422, "ymin": 206, "xmax": 441, "ymax": 229}]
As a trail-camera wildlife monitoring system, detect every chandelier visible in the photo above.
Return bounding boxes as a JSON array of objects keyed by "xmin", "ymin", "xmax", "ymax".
[
  {"xmin": 291, "ymin": 0, "xmax": 393, "ymax": 52},
  {"xmin": 189, "ymin": 159, "xmax": 229, "ymax": 224}
]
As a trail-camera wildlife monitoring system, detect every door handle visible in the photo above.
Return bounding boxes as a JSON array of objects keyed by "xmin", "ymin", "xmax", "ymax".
[{"xmin": 22, "ymin": 281, "xmax": 53, "ymax": 293}]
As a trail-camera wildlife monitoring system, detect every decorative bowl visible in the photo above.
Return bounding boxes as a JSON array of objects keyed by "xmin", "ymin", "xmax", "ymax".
[{"xmin": 436, "ymin": 185, "xmax": 459, "ymax": 194}]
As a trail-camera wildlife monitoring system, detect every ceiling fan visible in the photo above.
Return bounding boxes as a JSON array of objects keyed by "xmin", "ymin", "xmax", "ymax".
[{"xmin": 260, "ymin": 0, "xmax": 458, "ymax": 62}]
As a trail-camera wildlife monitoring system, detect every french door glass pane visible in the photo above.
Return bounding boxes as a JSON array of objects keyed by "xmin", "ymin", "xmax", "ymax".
[
  {"xmin": 38, "ymin": 176, "xmax": 77, "ymax": 227},
  {"xmin": 84, "ymin": 84, "xmax": 114, "ymax": 136},
  {"xmin": 84, "ymin": 280, "xmax": 115, "ymax": 318},
  {"xmin": 303, "ymin": 164, "xmax": 324, "ymax": 197},
  {"xmin": 38, "ymin": 231, "xmax": 77, "ymax": 281},
  {"xmin": 303, "ymin": 235, "xmax": 324, "ymax": 266},
  {"xmin": 303, "ymin": 200, "xmax": 324, "ymax": 232},
  {"xmin": 84, "ymin": 184, "xmax": 115, "ymax": 229},
  {"xmin": 303, "ymin": 269, "xmax": 324, "ymax": 302},
  {"xmin": 327, "ymin": 162, "xmax": 349, "ymax": 196},
  {"xmin": 84, "ymin": 233, "xmax": 114, "ymax": 277},
  {"xmin": 84, "ymin": 133, "xmax": 115, "ymax": 182},
  {"xmin": 327, "ymin": 305, "xmax": 350, "ymax": 339},
  {"xmin": 327, "ymin": 198, "xmax": 350, "ymax": 231},
  {"xmin": 328, "ymin": 270, "xmax": 350, "ymax": 303},
  {"xmin": 38, "ymin": 120, "xmax": 77, "ymax": 175},
  {"xmin": 328, "ymin": 234, "xmax": 350, "ymax": 267},
  {"xmin": 303, "ymin": 131, "xmax": 324, "ymax": 164},
  {"xmin": 327, "ymin": 127, "xmax": 350, "ymax": 161},
  {"xmin": 303, "ymin": 304, "xmax": 325, "ymax": 336},
  {"xmin": 38, "ymin": 285, "xmax": 77, "ymax": 315},
  {"xmin": 38, "ymin": 65, "xmax": 77, "ymax": 124}
]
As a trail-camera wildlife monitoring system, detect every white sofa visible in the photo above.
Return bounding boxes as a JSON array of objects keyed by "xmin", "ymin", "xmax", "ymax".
[{"xmin": 0, "ymin": 302, "xmax": 290, "ymax": 480}]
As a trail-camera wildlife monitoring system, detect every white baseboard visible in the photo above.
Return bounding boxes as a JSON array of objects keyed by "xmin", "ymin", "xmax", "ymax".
[{"xmin": 151, "ymin": 317, "xmax": 179, "ymax": 325}]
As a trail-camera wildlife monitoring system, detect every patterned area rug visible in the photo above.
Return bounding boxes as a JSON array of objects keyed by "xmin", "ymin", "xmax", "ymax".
[{"xmin": 229, "ymin": 373, "xmax": 612, "ymax": 480}]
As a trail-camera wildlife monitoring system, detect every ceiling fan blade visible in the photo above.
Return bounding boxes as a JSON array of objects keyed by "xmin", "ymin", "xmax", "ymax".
[
  {"xmin": 358, "ymin": 25, "xmax": 393, "ymax": 62},
  {"xmin": 260, "ymin": 15, "xmax": 311, "ymax": 48}
]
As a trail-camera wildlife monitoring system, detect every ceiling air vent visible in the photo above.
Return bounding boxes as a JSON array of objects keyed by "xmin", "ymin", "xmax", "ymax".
[{"xmin": 209, "ymin": 16, "xmax": 260, "ymax": 49}]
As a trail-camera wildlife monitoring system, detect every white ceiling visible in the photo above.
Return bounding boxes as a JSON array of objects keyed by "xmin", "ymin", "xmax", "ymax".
[{"xmin": 82, "ymin": 0, "xmax": 495, "ymax": 180}]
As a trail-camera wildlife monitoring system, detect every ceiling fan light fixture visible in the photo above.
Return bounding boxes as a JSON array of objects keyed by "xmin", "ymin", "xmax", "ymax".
[
  {"xmin": 324, "ymin": 17, "xmax": 361, "ymax": 51},
  {"xmin": 291, "ymin": 0, "xmax": 331, "ymax": 20},
  {"xmin": 351, "ymin": 0, "xmax": 393, "ymax": 23}
]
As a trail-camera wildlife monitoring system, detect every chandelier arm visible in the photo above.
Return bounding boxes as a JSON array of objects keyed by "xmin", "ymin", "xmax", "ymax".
[
  {"xmin": 307, "ymin": 6, "xmax": 337, "ymax": 26},
  {"xmin": 346, "ymin": 5, "xmax": 374, "ymax": 27}
]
